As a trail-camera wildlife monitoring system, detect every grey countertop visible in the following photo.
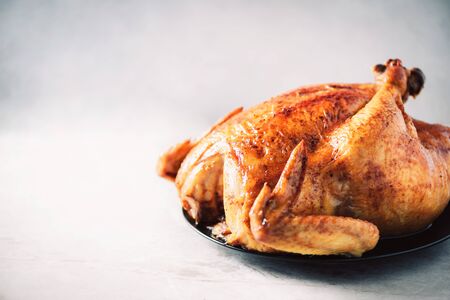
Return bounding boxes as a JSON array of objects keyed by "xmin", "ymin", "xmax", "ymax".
[{"xmin": 1, "ymin": 1, "xmax": 449, "ymax": 299}]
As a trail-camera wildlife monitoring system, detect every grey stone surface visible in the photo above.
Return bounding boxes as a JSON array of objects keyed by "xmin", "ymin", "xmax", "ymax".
[{"xmin": 0, "ymin": 1, "xmax": 449, "ymax": 299}]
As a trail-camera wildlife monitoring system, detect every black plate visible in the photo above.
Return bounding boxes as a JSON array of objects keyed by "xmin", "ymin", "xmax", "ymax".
[{"xmin": 182, "ymin": 205, "xmax": 450, "ymax": 262}]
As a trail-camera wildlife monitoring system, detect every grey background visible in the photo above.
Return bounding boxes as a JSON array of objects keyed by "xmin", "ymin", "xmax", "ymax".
[{"xmin": 0, "ymin": 1, "xmax": 449, "ymax": 299}]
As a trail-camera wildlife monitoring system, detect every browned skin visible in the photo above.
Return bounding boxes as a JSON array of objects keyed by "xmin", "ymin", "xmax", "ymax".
[{"xmin": 158, "ymin": 59, "xmax": 450, "ymax": 256}]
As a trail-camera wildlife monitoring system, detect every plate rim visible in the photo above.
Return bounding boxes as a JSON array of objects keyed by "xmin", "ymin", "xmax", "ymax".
[{"xmin": 182, "ymin": 205, "xmax": 450, "ymax": 263}]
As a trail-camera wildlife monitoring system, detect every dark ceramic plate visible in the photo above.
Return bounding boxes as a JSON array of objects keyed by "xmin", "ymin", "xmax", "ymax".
[{"xmin": 183, "ymin": 204, "xmax": 450, "ymax": 262}]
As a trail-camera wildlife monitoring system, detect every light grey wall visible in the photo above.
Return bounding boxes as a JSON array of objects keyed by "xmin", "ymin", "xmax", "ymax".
[{"xmin": 1, "ymin": 0, "xmax": 449, "ymax": 140}]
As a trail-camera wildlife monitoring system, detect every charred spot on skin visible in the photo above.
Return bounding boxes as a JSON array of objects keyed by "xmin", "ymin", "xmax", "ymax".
[
  {"xmin": 266, "ymin": 198, "xmax": 277, "ymax": 211},
  {"xmin": 161, "ymin": 171, "xmax": 177, "ymax": 181},
  {"xmin": 327, "ymin": 84, "xmax": 353, "ymax": 90},
  {"xmin": 373, "ymin": 64, "xmax": 387, "ymax": 74},
  {"xmin": 407, "ymin": 68, "xmax": 425, "ymax": 98},
  {"xmin": 304, "ymin": 134, "xmax": 320, "ymax": 151},
  {"xmin": 281, "ymin": 106, "xmax": 295, "ymax": 117},
  {"xmin": 337, "ymin": 169, "xmax": 350, "ymax": 182},
  {"xmin": 364, "ymin": 162, "xmax": 390, "ymax": 210},
  {"xmin": 364, "ymin": 162, "xmax": 385, "ymax": 181},
  {"xmin": 387, "ymin": 58, "xmax": 402, "ymax": 67},
  {"xmin": 262, "ymin": 164, "xmax": 270, "ymax": 178}
]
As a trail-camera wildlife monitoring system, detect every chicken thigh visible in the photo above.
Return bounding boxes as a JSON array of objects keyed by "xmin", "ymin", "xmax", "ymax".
[{"xmin": 158, "ymin": 59, "xmax": 449, "ymax": 256}]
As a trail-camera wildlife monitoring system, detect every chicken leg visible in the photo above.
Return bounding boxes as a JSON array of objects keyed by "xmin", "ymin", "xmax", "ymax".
[{"xmin": 249, "ymin": 141, "xmax": 379, "ymax": 256}]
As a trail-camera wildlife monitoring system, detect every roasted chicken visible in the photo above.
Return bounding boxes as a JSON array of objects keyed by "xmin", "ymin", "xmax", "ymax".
[{"xmin": 158, "ymin": 59, "xmax": 450, "ymax": 256}]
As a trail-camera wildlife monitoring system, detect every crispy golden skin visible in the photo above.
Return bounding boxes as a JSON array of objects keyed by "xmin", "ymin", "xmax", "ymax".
[{"xmin": 158, "ymin": 59, "xmax": 450, "ymax": 256}]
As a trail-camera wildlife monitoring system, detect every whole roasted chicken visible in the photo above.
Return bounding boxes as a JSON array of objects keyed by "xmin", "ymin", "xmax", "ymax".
[{"xmin": 158, "ymin": 59, "xmax": 450, "ymax": 256}]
